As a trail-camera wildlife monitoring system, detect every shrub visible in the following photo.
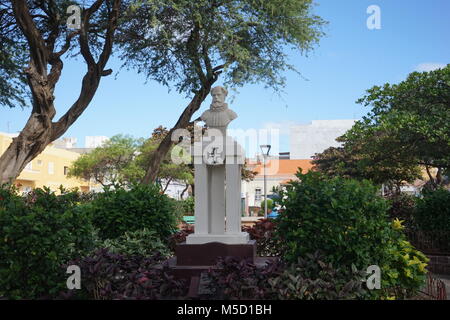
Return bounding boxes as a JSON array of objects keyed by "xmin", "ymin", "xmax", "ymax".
[
  {"xmin": 414, "ymin": 188, "xmax": 450, "ymax": 232},
  {"xmin": 206, "ymin": 252, "xmax": 366, "ymax": 300},
  {"xmin": 85, "ymin": 184, "xmax": 178, "ymax": 240},
  {"xmin": 276, "ymin": 171, "xmax": 427, "ymax": 299},
  {"xmin": 61, "ymin": 249, "xmax": 187, "ymax": 300},
  {"xmin": 180, "ymin": 197, "xmax": 195, "ymax": 216},
  {"xmin": 206, "ymin": 257, "xmax": 282, "ymax": 300},
  {"xmin": 242, "ymin": 219, "xmax": 281, "ymax": 256},
  {"xmin": 100, "ymin": 228, "xmax": 171, "ymax": 258},
  {"xmin": 0, "ymin": 187, "xmax": 95, "ymax": 299},
  {"xmin": 168, "ymin": 224, "xmax": 194, "ymax": 252},
  {"xmin": 385, "ymin": 193, "xmax": 416, "ymax": 229},
  {"xmin": 268, "ymin": 252, "xmax": 366, "ymax": 300},
  {"xmin": 381, "ymin": 225, "xmax": 429, "ymax": 299},
  {"xmin": 260, "ymin": 199, "xmax": 274, "ymax": 211}
]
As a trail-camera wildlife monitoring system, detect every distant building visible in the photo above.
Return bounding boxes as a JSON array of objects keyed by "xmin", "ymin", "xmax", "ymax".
[
  {"xmin": 85, "ymin": 136, "xmax": 109, "ymax": 148},
  {"xmin": 290, "ymin": 120, "xmax": 356, "ymax": 159},
  {"xmin": 241, "ymin": 159, "xmax": 313, "ymax": 215},
  {"xmin": 0, "ymin": 132, "xmax": 92, "ymax": 193},
  {"xmin": 53, "ymin": 137, "xmax": 78, "ymax": 149},
  {"xmin": 278, "ymin": 152, "xmax": 290, "ymax": 160}
]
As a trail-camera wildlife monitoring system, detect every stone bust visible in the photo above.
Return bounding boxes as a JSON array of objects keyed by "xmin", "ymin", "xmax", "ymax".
[{"xmin": 200, "ymin": 86, "xmax": 237, "ymax": 128}]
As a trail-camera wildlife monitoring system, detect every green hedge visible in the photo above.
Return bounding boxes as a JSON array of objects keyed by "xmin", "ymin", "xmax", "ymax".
[
  {"xmin": 85, "ymin": 184, "xmax": 179, "ymax": 240},
  {"xmin": 276, "ymin": 171, "xmax": 428, "ymax": 299},
  {"xmin": 414, "ymin": 188, "xmax": 450, "ymax": 232},
  {"xmin": 0, "ymin": 187, "xmax": 95, "ymax": 299}
]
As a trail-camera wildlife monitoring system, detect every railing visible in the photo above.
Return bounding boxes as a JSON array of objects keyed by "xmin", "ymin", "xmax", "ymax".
[
  {"xmin": 405, "ymin": 230, "xmax": 450, "ymax": 256},
  {"xmin": 420, "ymin": 274, "xmax": 447, "ymax": 300}
]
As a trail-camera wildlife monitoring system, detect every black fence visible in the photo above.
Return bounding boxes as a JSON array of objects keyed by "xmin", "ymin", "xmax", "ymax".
[{"xmin": 405, "ymin": 230, "xmax": 450, "ymax": 256}]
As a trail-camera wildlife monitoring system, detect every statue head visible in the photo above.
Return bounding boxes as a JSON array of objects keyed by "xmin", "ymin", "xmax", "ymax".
[{"xmin": 210, "ymin": 86, "xmax": 228, "ymax": 110}]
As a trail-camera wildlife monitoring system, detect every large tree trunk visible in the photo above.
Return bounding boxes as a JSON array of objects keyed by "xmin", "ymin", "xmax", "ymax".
[
  {"xmin": 142, "ymin": 81, "xmax": 216, "ymax": 184},
  {"xmin": 0, "ymin": 114, "xmax": 53, "ymax": 183},
  {"xmin": 0, "ymin": 0, "xmax": 120, "ymax": 185}
]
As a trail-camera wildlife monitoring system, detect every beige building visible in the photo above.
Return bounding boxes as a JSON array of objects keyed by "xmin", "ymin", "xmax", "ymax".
[
  {"xmin": 242, "ymin": 159, "xmax": 314, "ymax": 215},
  {"xmin": 0, "ymin": 132, "xmax": 91, "ymax": 193}
]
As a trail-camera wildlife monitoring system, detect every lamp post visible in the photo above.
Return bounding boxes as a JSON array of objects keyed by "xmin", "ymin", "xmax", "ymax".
[{"xmin": 260, "ymin": 144, "xmax": 271, "ymax": 219}]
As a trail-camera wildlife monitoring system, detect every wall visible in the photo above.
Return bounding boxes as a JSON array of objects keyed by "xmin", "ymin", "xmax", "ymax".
[{"xmin": 290, "ymin": 120, "xmax": 356, "ymax": 159}]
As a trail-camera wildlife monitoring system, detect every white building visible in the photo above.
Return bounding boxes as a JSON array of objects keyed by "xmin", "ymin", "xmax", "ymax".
[
  {"xmin": 290, "ymin": 120, "xmax": 356, "ymax": 159},
  {"xmin": 85, "ymin": 136, "xmax": 109, "ymax": 148}
]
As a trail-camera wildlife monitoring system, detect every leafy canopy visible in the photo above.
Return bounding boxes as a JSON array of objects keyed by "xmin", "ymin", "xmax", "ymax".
[
  {"xmin": 313, "ymin": 65, "xmax": 450, "ymax": 188},
  {"xmin": 118, "ymin": 0, "xmax": 326, "ymax": 95}
]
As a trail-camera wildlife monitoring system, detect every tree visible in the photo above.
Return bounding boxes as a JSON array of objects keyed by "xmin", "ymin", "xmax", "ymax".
[
  {"xmin": 312, "ymin": 130, "xmax": 422, "ymax": 190},
  {"xmin": 68, "ymin": 134, "xmax": 143, "ymax": 187},
  {"xmin": 0, "ymin": 3, "xmax": 28, "ymax": 109},
  {"xmin": 0, "ymin": 0, "xmax": 121, "ymax": 184},
  {"xmin": 117, "ymin": 0, "xmax": 327, "ymax": 183},
  {"xmin": 69, "ymin": 129, "xmax": 194, "ymax": 190},
  {"xmin": 313, "ymin": 65, "xmax": 450, "ymax": 190}
]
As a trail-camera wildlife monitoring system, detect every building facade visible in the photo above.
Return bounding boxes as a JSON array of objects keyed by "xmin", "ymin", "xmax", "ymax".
[
  {"xmin": 241, "ymin": 159, "xmax": 313, "ymax": 215},
  {"xmin": 290, "ymin": 120, "xmax": 356, "ymax": 159},
  {"xmin": 0, "ymin": 132, "xmax": 92, "ymax": 193}
]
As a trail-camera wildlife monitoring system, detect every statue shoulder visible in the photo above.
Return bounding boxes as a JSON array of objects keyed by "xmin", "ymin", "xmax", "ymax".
[
  {"xmin": 228, "ymin": 109, "xmax": 237, "ymax": 120},
  {"xmin": 200, "ymin": 109, "xmax": 211, "ymax": 121}
]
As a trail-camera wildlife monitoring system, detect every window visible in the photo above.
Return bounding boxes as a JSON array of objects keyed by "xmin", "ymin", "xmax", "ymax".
[
  {"xmin": 37, "ymin": 160, "xmax": 43, "ymax": 166},
  {"xmin": 255, "ymin": 188, "xmax": 262, "ymax": 202},
  {"xmin": 48, "ymin": 162, "xmax": 54, "ymax": 175},
  {"xmin": 64, "ymin": 166, "xmax": 69, "ymax": 175}
]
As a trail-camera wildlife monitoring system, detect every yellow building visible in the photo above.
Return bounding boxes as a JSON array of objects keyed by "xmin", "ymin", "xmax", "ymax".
[{"xmin": 0, "ymin": 132, "xmax": 91, "ymax": 193}]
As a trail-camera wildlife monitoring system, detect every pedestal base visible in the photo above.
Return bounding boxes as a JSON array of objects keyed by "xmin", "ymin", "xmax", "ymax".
[
  {"xmin": 186, "ymin": 232, "xmax": 249, "ymax": 245},
  {"xmin": 176, "ymin": 239, "xmax": 255, "ymax": 266},
  {"xmin": 157, "ymin": 240, "xmax": 274, "ymax": 298}
]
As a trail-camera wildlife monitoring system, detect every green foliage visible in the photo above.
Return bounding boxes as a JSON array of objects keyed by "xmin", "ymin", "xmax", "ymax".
[
  {"xmin": 0, "ymin": 187, "xmax": 95, "ymax": 299},
  {"xmin": 86, "ymin": 184, "xmax": 178, "ymax": 240},
  {"xmin": 243, "ymin": 218, "xmax": 282, "ymax": 257},
  {"xmin": 386, "ymin": 193, "xmax": 417, "ymax": 229},
  {"xmin": 69, "ymin": 134, "xmax": 145, "ymax": 188},
  {"xmin": 313, "ymin": 65, "xmax": 450, "ymax": 188},
  {"xmin": 178, "ymin": 196, "xmax": 195, "ymax": 216},
  {"xmin": 206, "ymin": 253, "xmax": 366, "ymax": 300},
  {"xmin": 260, "ymin": 198, "xmax": 274, "ymax": 211},
  {"xmin": 268, "ymin": 252, "xmax": 366, "ymax": 300},
  {"xmin": 414, "ymin": 188, "xmax": 450, "ymax": 232},
  {"xmin": 276, "ymin": 171, "xmax": 427, "ymax": 298},
  {"xmin": 119, "ymin": 0, "xmax": 326, "ymax": 94},
  {"xmin": 381, "ymin": 230, "xmax": 429, "ymax": 299},
  {"xmin": 0, "ymin": 38, "xmax": 28, "ymax": 108},
  {"xmin": 136, "ymin": 127, "xmax": 194, "ymax": 189},
  {"xmin": 62, "ymin": 249, "xmax": 187, "ymax": 300},
  {"xmin": 277, "ymin": 171, "xmax": 390, "ymax": 266},
  {"xmin": 69, "ymin": 130, "xmax": 193, "ymax": 190},
  {"xmin": 100, "ymin": 228, "xmax": 171, "ymax": 258}
]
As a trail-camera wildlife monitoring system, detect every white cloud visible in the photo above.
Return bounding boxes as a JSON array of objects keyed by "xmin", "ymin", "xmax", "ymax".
[{"xmin": 414, "ymin": 62, "xmax": 446, "ymax": 72}]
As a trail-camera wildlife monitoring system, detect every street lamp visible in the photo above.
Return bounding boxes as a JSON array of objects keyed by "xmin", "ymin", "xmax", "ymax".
[{"xmin": 260, "ymin": 144, "xmax": 271, "ymax": 219}]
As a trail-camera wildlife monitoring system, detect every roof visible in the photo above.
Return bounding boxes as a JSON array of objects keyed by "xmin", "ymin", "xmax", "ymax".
[{"xmin": 250, "ymin": 159, "xmax": 313, "ymax": 176}]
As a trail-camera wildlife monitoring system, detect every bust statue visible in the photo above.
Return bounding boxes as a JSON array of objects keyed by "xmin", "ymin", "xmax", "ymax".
[{"xmin": 200, "ymin": 86, "xmax": 237, "ymax": 128}]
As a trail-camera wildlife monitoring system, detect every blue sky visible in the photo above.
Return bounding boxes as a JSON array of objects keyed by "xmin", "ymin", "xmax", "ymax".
[{"xmin": 1, "ymin": 0, "xmax": 449, "ymax": 155}]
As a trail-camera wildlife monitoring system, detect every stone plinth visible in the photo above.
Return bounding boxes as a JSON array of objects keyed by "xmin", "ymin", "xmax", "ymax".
[{"xmin": 176, "ymin": 240, "xmax": 256, "ymax": 266}]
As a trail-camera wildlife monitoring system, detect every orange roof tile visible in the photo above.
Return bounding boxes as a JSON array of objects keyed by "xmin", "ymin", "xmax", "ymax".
[{"xmin": 252, "ymin": 159, "xmax": 313, "ymax": 176}]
